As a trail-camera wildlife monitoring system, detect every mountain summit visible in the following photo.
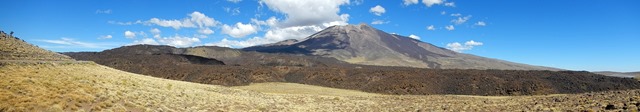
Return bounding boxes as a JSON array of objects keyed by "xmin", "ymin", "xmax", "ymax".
[{"xmin": 244, "ymin": 24, "xmax": 557, "ymax": 70}]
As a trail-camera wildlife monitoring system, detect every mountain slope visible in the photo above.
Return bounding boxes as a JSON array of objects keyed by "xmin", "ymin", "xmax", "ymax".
[
  {"xmin": 244, "ymin": 24, "xmax": 557, "ymax": 70},
  {"xmin": 66, "ymin": 45, "xmax": 640, "ymax": 95}
]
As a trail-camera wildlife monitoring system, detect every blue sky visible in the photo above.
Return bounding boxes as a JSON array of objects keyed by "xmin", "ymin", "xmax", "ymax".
[{"xmin": 1, "ymin": 0, "xmax": 638, "ymax": 72}]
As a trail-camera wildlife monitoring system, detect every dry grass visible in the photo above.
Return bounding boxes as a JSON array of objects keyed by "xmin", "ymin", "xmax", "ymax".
[
  {"xmin": 232, "ymin": 82, "xmax": 381, "ymax": 96},
  {"xmin": 1, "ymin": 62, "xmax": 639, "ymax": 111}
]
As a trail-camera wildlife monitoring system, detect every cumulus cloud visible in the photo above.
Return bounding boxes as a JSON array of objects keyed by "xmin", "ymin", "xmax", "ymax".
[
  {"xmin": 427, "ymin": 25, "xmax": 436, "ymax": 30},
  {"xmin": 227, "ymin": 0, "xmax": 241, "ymax": 3},
  {"xmin": 145, "ymin": 11, "xmax": 219, "ymax": 29},
  {"xmin": 260, "ymin": 0, "xmax": 350, "ymax": 27},
  {"xmin": 422, "ymin": 0, "xmax": 443, "ymax": 7},
  {"xmin": 369, "ymin": 5, "xmax": 386, "ymax": 16},
  {"xmin": 198, "ymin": 27, "xmax": 215, "ymax": 35},
  {"xmin": 475, "ymin": 21, "xmax": 486, "ymax": 26},
  {"xmin": 130, "ymin": 38, "xmax": 159, "ymax": 45},
  {"xmin": 124, "ymin": 31, "xmax": 136, "ymax": 39},
  {"xmin": 206, "ymin": 0, "xmax": 351, "ymax": 48},
  {"xmin": 221, "ymin": 22, "xmax": 258, "ymax": 38},
  {"xmin": 441, "ymin": 11, "xmax": 446, "ymax": 15},
  {"xmin": 95, "ymin": 9, "xmax": 112, "ymax": 14},
  {"xmin": 208, "ymin": 25, "xmax": 325, "ymax": 48},
  {"xmin": 98, "ymin": 35, "xmax": 112, "ymax": 39},
  {"xmin": 206, "ymin": 37, "xmax": 271, "ymax": 48},
  {"xmin": 403, "ymin": 0, "xmax": 419, "ymax": 5},
  {"xmin": 149, "ymin": 28, "xmax": 161, "ymax": 38},
  {"xmin": 452, "ymin": 15, "xmax": 472, "ymax": 25},
  {"xmin": 408, "ymin": 34, "xmax": 420, "ymax": 40},
  {"xmin": 445, "ymin": 25, "xmax": 455, "ymax": 31},
  {"xmin": 450, "ymin": 13, "xmax": 462, "ymax": 17},
  {"xmin": 129, "ymin": 35, "xmax": 201, "ymax": 47},
  {"xmin": 444, "ymin": 2, "xmax": 455, "ymax": 7},
  {"xmin": 446, "ymin": 40, "xmax": 483, "ymax": 52},
  {"xmin": 251, "ymin": 17, "xmax": 279, "ymax": 27},
  {"xmin": 371, "ymin": 20, "xmax": 389, "ymax": 25}
]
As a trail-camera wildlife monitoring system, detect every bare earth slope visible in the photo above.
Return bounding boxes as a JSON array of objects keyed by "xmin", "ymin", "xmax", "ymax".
[{"xmin": 244, "ymin": 24, "xmax": 558, "ymax": 70}]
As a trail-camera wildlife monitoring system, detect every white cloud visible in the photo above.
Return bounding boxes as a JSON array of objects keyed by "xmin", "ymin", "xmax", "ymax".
[
  {"xmin": 427, "ymin": 25, "xmax": 436, "ymax": 30},
  {"xmin": 145, "ymin": 11, "xmax": 219, "ymax": 29},
  {"xmin": 260, "ymin": 0, "xmax": 350, "ymax": 27},
  {"xmin": 371, "ymin": 20, "xmax": 389, "ymax": 25},
  {"xmin": 452, "ymin": 15, "xmax": 472, "ymax": 25},
  {"xmin": 98, "ymin": 35, "xmax": 112, "ymax": 39},
  {"xmin": 206, "ymin": 37, "xmax": 271, "ymax": 48},
  {"xmin": 227, "ymin": 0, "xmax": 241, "ymax": 3},
  {"xmin": 475, "ymin": 21, "xmax": 487, "ymax": 26},
  {"xmin": 444, "ymin": 2, "xmax": 455, "ymax": 7},
  {"xmin": 157, "ymin": 35, "xmax": 201, "ymax": 47},
  {"xmin": 221, "ymin": 22, "xmax": 258, "ymax": 38},
  {"xmin": 369, "ymin": 5, "xmax": 386, "ymax": 16},
  {"xmin": 198, "ymin": 28, "xmax": 215, "ymax": 35},
  {"xmin": 446, "ymin": 40, "xmax": 483, "ymax": 53},
  {"xmin": 150, "ymin": 28, "xmax": 161, "ymax": 34},
  {"xmin": 124, "ymin": 31, "xmax": 136, "ymax": 39},
  {"xmin": 95, "ymin": 9, "xmax": 112, "ymax": 14},
  {"xmin": 408, "ymin": 34, "xmax": 420, "ymax": 40},
  {"xmin": 40, "ymin": 37, "xmax": 116, "ymax": 49},
  {"xmin": 149, "ymin": 28, "xmax": 161, "ymax": 38},
  {"xmin": 441, "ymin": 11, "xmax": 446, "ymax": 15},
  {"xmin": 465, "ymin": 40, "xmax": 483, "ymax": 46},
  {"xmin": 208, "ymin": 0, "xmax": 351, "ymax": 48},
  {"xmin": 130, "ymin": 38, "xmax": 159, "ymax": 45},
  {"xmin": 208, "ymin": 25, "xmax": 326, "ymax": 48},
  {"xmin": 130, "ymin": 35, "xmax": 201, "ymax": 47},
  {"xmin": 224, "ymin": 7, "xmax": 241, "ymax": 15},
  {"xmin": 422, "ymin": 0, "xmax": 443, "ymax": 7},
  {"xmin": 450, "ymin": 13, "xmax": 462, "ymax": 17},
  {"xmin": 251, "ymin": 16, "xmax": 279, "ymax": 27},
  {"xmin": 445, "ymin": 25, "xmax": 455, "ymax": 31},
  {"xmin": 403, "ymin": 0, "xmax": 419, "ymax": 5}
]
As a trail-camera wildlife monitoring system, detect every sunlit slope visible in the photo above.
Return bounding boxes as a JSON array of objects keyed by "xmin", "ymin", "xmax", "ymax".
[
  {"xmin": 0, "ymin": 32, "xmax": 73, "ymax": 61},
  {"xmin": 232, "ymin": 82, "xmax": 381, "ymax": 96}
]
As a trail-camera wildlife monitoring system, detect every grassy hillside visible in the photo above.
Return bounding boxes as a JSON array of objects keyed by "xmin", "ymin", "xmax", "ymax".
[
  {"xmin": 0, "ymin": 31, "xmax": 73, "ymax": 61},
  {"xmin": 2, "ymin": 62, "xmax": 640, "ymax": 111}
]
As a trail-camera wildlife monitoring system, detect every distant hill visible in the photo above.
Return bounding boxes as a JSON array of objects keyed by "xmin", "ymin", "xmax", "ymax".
[
  {"xmin": 594, "ymin": 71, "xmax": 640, "ymax": 78},
  {"xmin": 244, "ymin": 24, "xmax": 558, "ymax": 70},
  {"xmin": 65, "ymin": 45, "xmax": 640, "ymax": 96},
  {"xmin": 0, "ymin": 31, "xmax": 73, "ymax": 61}
]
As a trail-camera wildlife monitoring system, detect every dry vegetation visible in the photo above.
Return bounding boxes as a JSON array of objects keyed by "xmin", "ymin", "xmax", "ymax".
[
  {"xmin": 2, "ymin": 62, "xmax": 640, "ymax": 111},
  {"xmin": 0, "ymin": 32, "xmax": 73, "ymax": 61}
]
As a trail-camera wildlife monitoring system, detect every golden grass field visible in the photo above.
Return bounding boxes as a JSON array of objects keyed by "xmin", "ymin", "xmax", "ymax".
[{"xmin": 2, "ymin": 62, "xmax": 640, "ymax": 111}]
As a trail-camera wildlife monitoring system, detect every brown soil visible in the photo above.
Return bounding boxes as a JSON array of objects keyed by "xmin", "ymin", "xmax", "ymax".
[{"xmin": 65, "ymin": 45, "xmax": 640, "ymax": 96}]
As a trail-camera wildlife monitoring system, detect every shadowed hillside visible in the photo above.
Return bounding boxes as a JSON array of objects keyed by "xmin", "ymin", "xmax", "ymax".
[{"xmin": 66, "ymin": 45, "xmax": 640, "ymax": 96}]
